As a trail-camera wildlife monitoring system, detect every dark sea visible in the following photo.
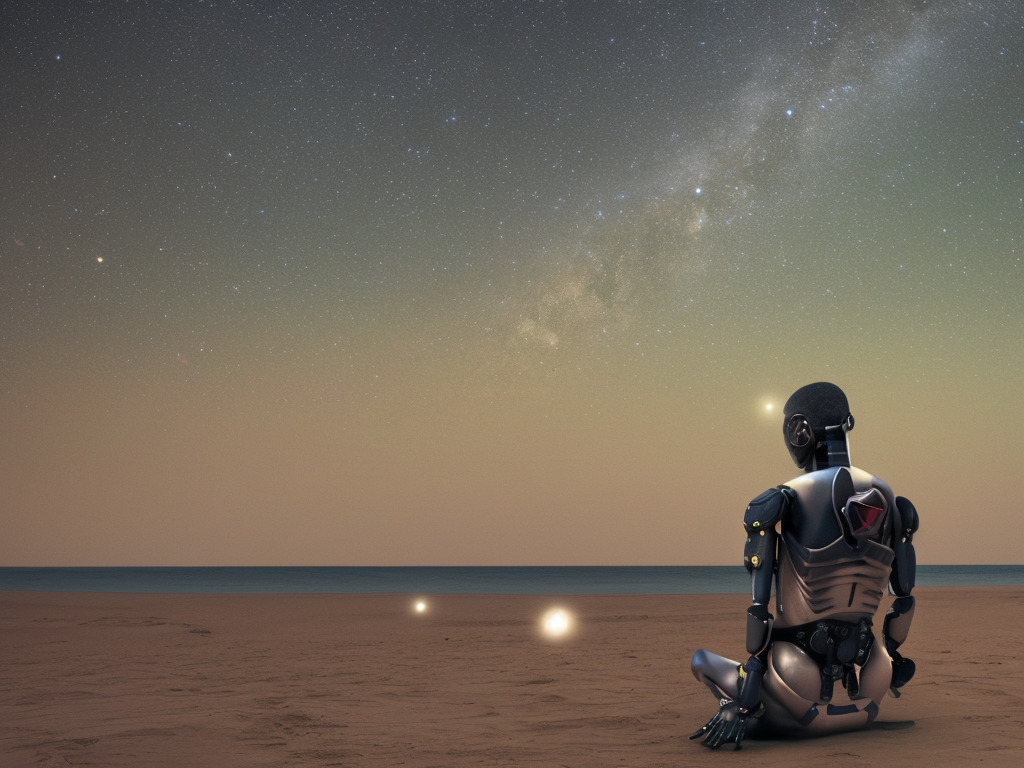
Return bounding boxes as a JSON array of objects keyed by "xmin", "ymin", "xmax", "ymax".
[{"xmin": 1, "ymin": 565, "xmax": 1022, "ymax": 594}]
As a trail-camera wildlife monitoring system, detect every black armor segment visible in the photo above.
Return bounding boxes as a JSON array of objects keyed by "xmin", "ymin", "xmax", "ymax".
[
  {"xmin": 895, "ymin": 496, "xmax": 919, "ymax": 536},
  {"xmin": 746, "ymin": 603, "xmax": 774, "ymax": 656},
  {"xmin": 818, "ymin": 423, "xmax": 853, "ymax": 470},
  {"xmin": 883, "ymin": 595, "xmax": 916, "ymax": 651},
  {"xmin": 797, "ymin": 706, "xmax": 818, "ymax": 726},
  {"xmin": 831, "ymin": 466, "xmax": 856, "ymax": 515},
  {"xmin": 744, "ymin": 487, "xmax": 790, "ymax": 531},
  {"xmin": 889, "ymin": 654, "xmax": 916, "ymax": 692},
  {"xmin": 840, "ymin": 488, "xmax": 888, "ymax": 547},
  {"xmin": 737, "ymin": 656, "xmax": 765, "ymax": 713},
  {"xmin": 743, "ymin": 524, "xmax": 776, "ymax": 574},
  {"xmin": 891, "ymin": 496, "xmax": 919, "ymax": 596},
  {"xmin": 831, "ymin": 467, "xmax": 889, "ymax": 547},
  {"xmin": 744, "ymin": 487, "xmax": 789, "ymax": 604},
  {"xmin": 743, "ymin": 486, "xmax": 789, "ymax": 571}
]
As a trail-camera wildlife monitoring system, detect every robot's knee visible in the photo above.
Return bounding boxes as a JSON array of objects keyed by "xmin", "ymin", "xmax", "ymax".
[
  {"xmin": 690, "ymin": 648, "xmax": 717, "ymax": 680},
  {"xmin": 857, "ymin": 645, "xmax": 894, "ymax": 703},
  {"xmin": 691, "ymin": 648, "xmax": 741, "ymax": 700}
]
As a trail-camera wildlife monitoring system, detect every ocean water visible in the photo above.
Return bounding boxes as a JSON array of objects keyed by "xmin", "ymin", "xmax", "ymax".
[{"xmin": 1, "ymin": 565, "xmax": 1022, "ymax": 594}]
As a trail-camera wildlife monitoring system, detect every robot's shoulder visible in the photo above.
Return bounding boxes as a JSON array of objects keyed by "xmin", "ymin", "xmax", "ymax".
[{"xmin": 743, "ymin": 485, "xmax": 794, "ymax": 530}]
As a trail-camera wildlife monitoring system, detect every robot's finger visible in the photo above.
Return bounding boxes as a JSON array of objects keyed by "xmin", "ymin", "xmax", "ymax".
[
  {"xmin": 709, "ymin": 720, "xmax": 734, "ymax": 749},
  {"xmin": 690, "ymin": 712, "xmax": 720, "ymax": 741},
  {"xmin": 733, "ymin": 721, "xmax": 747, "ymax": 750},
  {"xmin": 703, "ymin": 722, "xmax": 723, "ymax": 749}
]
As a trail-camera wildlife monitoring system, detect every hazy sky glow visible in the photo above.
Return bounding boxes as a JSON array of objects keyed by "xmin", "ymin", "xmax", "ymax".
[{"xmin": 2, "ymin": 1, "xmax": 1021, "ymax": 566}]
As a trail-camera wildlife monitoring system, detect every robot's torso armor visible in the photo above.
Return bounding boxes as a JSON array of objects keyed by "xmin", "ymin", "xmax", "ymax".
[{"xmin": 774, "ymin": 465, "xmax": 897, "ymax": 628}]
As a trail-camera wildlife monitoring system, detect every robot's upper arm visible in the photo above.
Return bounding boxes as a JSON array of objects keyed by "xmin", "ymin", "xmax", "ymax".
[
  {"xmin": 895, "ymin": 495, "xmax": 919, "ymax": 538},
  {"xmin": 743, "ymin": 486, "xmax": 791, "ymax": 573},
  {"xmin": 891, "ymin": 495, "xmax": 919, "ymax": 596}
]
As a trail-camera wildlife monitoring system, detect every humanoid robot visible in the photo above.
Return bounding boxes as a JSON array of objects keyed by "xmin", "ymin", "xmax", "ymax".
[{"xmin": 690, "ymin": 382, "xmax": 918, "ymax": 749}]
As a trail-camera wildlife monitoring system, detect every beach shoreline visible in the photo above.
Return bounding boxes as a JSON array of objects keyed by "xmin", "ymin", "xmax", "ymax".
[{"xmin": 2, "ymin": 587, "xmax": 1022, "ymax": 766}]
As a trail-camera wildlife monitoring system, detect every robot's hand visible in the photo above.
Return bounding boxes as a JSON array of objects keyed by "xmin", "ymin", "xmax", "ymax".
[
  {"xmin": 690, "ymin": 701, "xmax": 751, "ymax": 750},
  {"xmin": 888, "ymin": 651, "xmax": 916, "ymax": 697}
]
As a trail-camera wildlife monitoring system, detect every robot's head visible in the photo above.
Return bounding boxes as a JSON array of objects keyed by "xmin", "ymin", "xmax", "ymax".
[{"xmin": 782, "ymin": 382, "xmax": 855, "ymax": 471}]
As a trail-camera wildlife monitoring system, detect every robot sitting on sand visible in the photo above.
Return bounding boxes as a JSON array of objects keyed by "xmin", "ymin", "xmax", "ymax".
[{"xmin": 691, "ymin": 382, "xmax": 918, "ymax": 749}]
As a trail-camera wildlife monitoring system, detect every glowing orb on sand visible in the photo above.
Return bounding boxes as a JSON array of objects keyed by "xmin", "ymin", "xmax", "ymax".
[
  {"xmin": 541, "ymin": 608, "xmax": 574, "ymax": 639},
  {"xmin": 413, "ymin": 600, "xmax": 428, "ymax": 614}
]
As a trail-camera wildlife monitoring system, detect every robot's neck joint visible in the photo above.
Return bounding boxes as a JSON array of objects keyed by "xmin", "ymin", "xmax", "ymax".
[{"xmin": 810, "ymin": 424, "xmax": 852, "ymax": 470}]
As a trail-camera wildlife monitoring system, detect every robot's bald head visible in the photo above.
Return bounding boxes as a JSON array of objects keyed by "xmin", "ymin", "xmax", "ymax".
[{"xmin": 782, "ymin": 382, "xmax": 855, "ymax": 471}]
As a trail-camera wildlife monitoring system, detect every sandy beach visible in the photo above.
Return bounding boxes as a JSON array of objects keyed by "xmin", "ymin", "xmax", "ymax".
[{"xmin": 2, "ymin": 587, "xmax": 1022, "ymax": 767}]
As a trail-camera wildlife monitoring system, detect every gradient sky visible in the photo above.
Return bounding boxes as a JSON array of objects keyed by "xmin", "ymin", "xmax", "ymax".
[{"xmin": 2, "ymin": 1, "xmax": 1021, "ymax": 566}]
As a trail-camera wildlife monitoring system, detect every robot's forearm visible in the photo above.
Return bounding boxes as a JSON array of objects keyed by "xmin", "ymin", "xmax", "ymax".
[
  {"xmin": 884, "ymin": 594, "xmax": 916, "ymax": 694},
  {"xmin": 739, "ymin": 603, "xmax": 773, "ymax": 715},
  {"xmin": 746, "ymin": 602, "xmax": 774, "ymax": 656},
  {"xmin": 737, "ymin": 655, "xmax": 766, "ymax": 715},
  {"xmin": 883, "ymin": 594, "xmax": 915, "ymax": 654}
]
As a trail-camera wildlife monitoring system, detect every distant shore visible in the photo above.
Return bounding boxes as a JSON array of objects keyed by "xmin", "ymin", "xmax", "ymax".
[{"xmin": 3, "ymin": 587, "xmax": 1022, "ymax": 767}]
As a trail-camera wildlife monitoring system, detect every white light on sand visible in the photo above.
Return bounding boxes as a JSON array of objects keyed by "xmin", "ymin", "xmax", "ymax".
[
  {"xmin": 541, "ymin": 608, "xmax": 574, "ymax": 639},
  {"xmin": 413, "ymin": 600, "xmax": 428, "ymax": 614}
]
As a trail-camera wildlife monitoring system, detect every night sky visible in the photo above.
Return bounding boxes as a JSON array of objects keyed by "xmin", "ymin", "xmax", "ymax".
[{"xmin": 3, "ymin": 1, "xmax": 1021, "ymax": 566}]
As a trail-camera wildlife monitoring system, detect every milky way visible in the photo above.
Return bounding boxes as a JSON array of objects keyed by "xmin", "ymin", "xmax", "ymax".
[{"xmin": 1, "ymin": 1, "xmax": 1021, "ymax": 566}]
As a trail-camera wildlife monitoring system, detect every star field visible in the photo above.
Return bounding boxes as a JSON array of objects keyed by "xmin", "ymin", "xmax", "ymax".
[{"xmin": 1, "ymin": 1, "xmax": 1021, "ymax": 566}]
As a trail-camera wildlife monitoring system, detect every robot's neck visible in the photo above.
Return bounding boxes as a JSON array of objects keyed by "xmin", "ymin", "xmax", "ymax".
[{"xmin": 810, "ymin": 425, "xmax": 851, "ymax": 470}]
